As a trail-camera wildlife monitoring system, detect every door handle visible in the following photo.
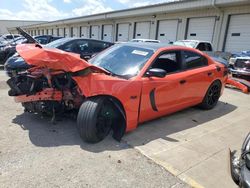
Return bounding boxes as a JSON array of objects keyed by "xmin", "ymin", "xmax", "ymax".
[{"xmin": 179, "ymin": 80, "xmax": 186, "ymax": 84}]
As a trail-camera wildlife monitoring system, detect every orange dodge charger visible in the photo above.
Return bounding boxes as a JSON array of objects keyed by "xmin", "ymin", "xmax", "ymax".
[{"xmin": 6, "ymin": 43, "xmax": 228, "ymax": 143}]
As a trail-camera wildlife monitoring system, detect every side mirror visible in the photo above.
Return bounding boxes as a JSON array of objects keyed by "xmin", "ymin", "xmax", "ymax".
[
  {"xmin": 146, "ymin": 68, "xmax": 166, "ymax": 78},
  {"xmin": 169, "ymin": 41, "xmax": 173, "ymax": 44}
]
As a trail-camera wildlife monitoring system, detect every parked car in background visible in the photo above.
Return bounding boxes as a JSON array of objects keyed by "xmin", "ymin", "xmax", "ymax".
[
  {"xmin": 33, "ymin": 35, "xmax": 63, "ymax": 45},
  {"xmin": 173, "ymin": 40, "xmax": 213, "ymax": 52},
  {"xmin": 0, "ymin": 37, "xmax": 26, "ymax": 65},
  {"xmin": 0, "ymin": 34, "xmax": 22, "ymax": 45},
  {"xmin": 229, "ymin": 52, "xmax": 250, "ymax": 65},
  {"xmin": 130, "ymin": 39, "xmax": 161, "ymax": 43},
  {"xmin": 0, "ymin": 35, "xmax": 63, "ymax": 65},
  {"xmin": 6, "ymin": 43, "xmax": 227, "ymax": 143},
  {"xmin": 0, "ymin": 34, "xmax": 21, "ymax": 41},
  {"xmin": 230, "ymin": 132, "xmax": 250, "ymax": 188},
  {"xmin": 229, "ymin": 56, "xmax": 250, "ymax": 81},
  {"xmin": 4, "ymin": 37, "xmax": 114, "ymax": 77}
]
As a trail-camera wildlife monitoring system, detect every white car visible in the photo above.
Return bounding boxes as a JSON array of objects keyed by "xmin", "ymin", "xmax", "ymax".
[
  {"xmin": 173, "ymin": 40, "xmax": 213, "ymax": 51},
  {"xmin": 130, "ymin": 39, "xmax": 161, "ymax": 43}
]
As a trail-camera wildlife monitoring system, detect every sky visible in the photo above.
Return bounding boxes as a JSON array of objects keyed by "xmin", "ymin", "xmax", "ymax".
[{"xmin": 0, "ymin": 0, "xmax": 174, "ymax": 21}]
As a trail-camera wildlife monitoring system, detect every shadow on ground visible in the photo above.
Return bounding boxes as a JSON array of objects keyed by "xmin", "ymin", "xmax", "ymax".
[{"xmin": 12, "ymin": 101, "xmax": 237, "ymax": 152}]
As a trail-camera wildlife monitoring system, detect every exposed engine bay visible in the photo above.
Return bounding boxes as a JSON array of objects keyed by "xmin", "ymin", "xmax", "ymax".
[
  {"xmin": 5, "ymin": 43, "xmax": 107, "ymax": 117},
  {"xmin": 7, "ymin": 67, "xmax": 85, "ymax": 116}
]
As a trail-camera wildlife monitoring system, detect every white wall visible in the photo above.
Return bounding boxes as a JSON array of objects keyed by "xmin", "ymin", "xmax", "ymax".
[
  {"xmin": 8, "ymin": 4, "xmax": 250, "ymax": 51},
  {"xmin": 0, "ymin": 20, "xmax": 45, "ymax": 35}
]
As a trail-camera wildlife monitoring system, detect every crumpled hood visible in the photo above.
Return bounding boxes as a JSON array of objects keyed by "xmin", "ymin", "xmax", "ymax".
[{"xmin": 16, "ymin": 44, "xmax": 108, "ymax": 73}]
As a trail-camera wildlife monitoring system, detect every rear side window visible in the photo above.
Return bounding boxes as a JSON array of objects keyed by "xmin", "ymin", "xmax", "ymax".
[
  {"xmin": 205, "ymin": 43, "xmax": 212, "ymax": 51},
  {"xmin": 63, "ymin": 39, "xmax": 90, "ymax": 54},
  {"xmin": 196, "ymin": 43, "xmax": 206, "ymax": 51},
  {"xmin": 5, "ymin": 35, "xmax": 14, "ymax": 39},
  {"xmin": 89, "ymin": 41, "xmax": 111, "ymax": 53},
  {"xmin": 35, "ymin": 36, "xmax": 49, "ymax": 44},
  {"xmin": 196, "ymin": 43, "xmax": 213, "ymax": 51},
  {"xmin": 183, "ymin": 51, "xmax": 208, "ymax": 69}
]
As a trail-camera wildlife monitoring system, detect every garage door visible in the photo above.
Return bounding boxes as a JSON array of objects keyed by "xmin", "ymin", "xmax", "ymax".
[
  {"xmin": 65, "ymin": 28, "xmax": 70, "ymax": 37},
  {"xmin": 80, "ymin": 26, "xmax": 88, "ymax": 38},
  {"xmin": 157, "ymin": 20, "xmax": 179, "ymax": 43},
  {"xmin": 187, "ymin": 17, "xmax": 216, "ymax": 42},
  {"xmin": 90, "ymin": 25, "xmax": 99, "ymax": 40},
  {"xmin": 53, "ymin": 28, "xmax": 57, "ymax": 35},
  {"xmin": 59, "ymin": 28, "xmax": 64, "ymax": 37},
  {"xmin": 225, "ymin": 14, "xmax": 250, "ymax": 52},
  {"xmin": 47, "ymin": 29, "xmax": 52, "ymax": 35},
  {"xmin": 117, "ymin": 23, "xmax": 130, "ymax": 42},
  {"xmin": 71, "ymin": 27, "xmax": 78, "ymax": 37},
  {"xmin": 103, "ymin": 25, "xmax": 113, "ymax": 42},
  {"xmin": 135, "ymin": 22, "xmax": 151, "ymax": 39}
]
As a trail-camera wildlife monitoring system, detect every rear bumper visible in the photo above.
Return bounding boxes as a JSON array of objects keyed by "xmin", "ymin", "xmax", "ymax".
[{"xmin": 230, "ymin": 68, "xmax": 250, "ymax": 76}]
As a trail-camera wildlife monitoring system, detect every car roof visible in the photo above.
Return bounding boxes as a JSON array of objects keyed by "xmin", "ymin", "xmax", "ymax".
[
  {"xmin": 34, "ymin": 35, "xmax": 58, "ymax": 38},
  {"xmin": 117, "ymin": 42, "xmax": 209, "ymax": 57},
  {"xmin": 176, "ymin": 40, "xmax": 211, "ymax": 43},
  {"xmin": 119, "ymin": 42, "xmax": 173, "ymax": 51},
  {"xmin": 235, "ymin": 57, "xmax": 250, "ymax": 60},
  {"xmin": 131, "ymin": 38, "xmax": 160, "ymax": 41},
  {"xmin": 66, "ymin": 37, "xmax": 114, "ymax": 44}
]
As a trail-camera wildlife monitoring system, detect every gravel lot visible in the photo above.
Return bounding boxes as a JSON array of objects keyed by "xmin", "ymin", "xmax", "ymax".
[{"xmin": 0, "ymin": 70, "xmax": 188, "ymax": 188}]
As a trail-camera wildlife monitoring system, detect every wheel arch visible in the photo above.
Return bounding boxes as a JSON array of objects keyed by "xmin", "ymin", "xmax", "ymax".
[
  {"xmin": 205, "ymin": 79, "xmax": 222, "ymax": 94},
  {"xmin": 85, "ymin": 94, "xmax": 127, "ymax": 141},
  {"xmin": 212, "ymin": 79, "xmax": 222, "ymax": 87}
]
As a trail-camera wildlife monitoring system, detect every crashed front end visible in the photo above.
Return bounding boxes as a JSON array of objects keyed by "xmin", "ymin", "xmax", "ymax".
[
  {"xmin": 7, "ymin": 67, "xmax": 84, "ymax": 115},
  {"xmin": 6, "ymin": 44, "xmax": 106, "ymax": 115}
]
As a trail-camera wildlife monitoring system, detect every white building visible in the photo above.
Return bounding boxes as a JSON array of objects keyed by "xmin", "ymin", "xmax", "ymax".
[
  {"xmin": 8, "ymin": 0, "xmax": 250, "ymax": 52},
  {"xmin": 0, "ymin": 20, "xmax": 46, "ymax": 36}
]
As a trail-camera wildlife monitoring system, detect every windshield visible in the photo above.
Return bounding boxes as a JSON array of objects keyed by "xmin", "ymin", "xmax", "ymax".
[
  {"xmin": 46, "ymin": 38, "xmax": 72, "ymax": 48},
  {"xmin": 173, "ymin": 41, "xmax": 197, "ymax": 48},
  {"xmin": 89, "ymin": 45, "xmax": 154, "ymax": 78}
]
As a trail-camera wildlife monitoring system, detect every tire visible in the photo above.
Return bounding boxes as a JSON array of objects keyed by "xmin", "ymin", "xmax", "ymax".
[
  {"xmin": 77, "ymin": 97, "xmax": 114, "ymax": 143},
  {"xmin": 242, "ymin": 133, "xmax": 250, "ymax": 170},
  {"xmin": 246, "ymin": 152, "xmax": 250, "ymax": 170},
  {"xmin": 199, "ymin": 80, "xmax": 221, "ymax": 110}
]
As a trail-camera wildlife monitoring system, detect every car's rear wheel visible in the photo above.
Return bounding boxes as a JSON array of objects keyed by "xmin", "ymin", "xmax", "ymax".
[
  {"xmin": 77, "ymin": 97, "xmax": 114, "ymax": 143},
  {"xmin": 199, "ymin": 80, "xmax": 221, "ymax": 110}
]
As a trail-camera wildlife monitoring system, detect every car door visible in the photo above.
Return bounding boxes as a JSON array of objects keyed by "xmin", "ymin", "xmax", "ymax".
[
  {"xmin": 139, "ymin": 51, "xmax": 188, "ymax": 123},
  {"xmin": 178, "ymin": 50, "xmax": 215, "ymax": 106}
]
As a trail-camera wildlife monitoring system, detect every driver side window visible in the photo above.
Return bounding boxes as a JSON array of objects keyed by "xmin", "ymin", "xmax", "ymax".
[{"xmin": 151, "ymin": 52, "xmax": 182, "ymax": 74}]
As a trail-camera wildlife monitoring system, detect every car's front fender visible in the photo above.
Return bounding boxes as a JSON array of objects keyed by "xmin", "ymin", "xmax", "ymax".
[{"xmin": 73, "ymin": 74, "xmax": 142, "ymax": 132}]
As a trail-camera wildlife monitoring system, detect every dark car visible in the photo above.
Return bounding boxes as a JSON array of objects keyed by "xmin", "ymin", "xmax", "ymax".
[
  {"xmin": 0, "ymin": 37, "xmax": 26, "ymax": 65},
  {"xmin": 33, "ymin": 35, "xmax": 63, "ymax": 45},
  {"xmin": 4, "ymin": 37, "xmax": 114, "ymax": 77},
  {"xmin": 0, "ymin": 35, "xmax": 63, "ymax": 65},
  {"xmin": 0, "ymin": 34, "xmax": 21, "ymax": 41}
]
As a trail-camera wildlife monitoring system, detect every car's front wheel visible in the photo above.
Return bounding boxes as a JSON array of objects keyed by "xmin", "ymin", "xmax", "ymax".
[
  {"xmin": 199, "ymin": 80, "xmax": 221, "ymax": 110},
  {"xmin": 77, "ymin": 97, "xmax": 115, "ymax": 143}
]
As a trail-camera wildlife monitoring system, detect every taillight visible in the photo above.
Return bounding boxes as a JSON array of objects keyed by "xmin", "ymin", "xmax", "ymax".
[{"xmin": 223, "ymin": 66, "xmax": 228, "ymax": 77}]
